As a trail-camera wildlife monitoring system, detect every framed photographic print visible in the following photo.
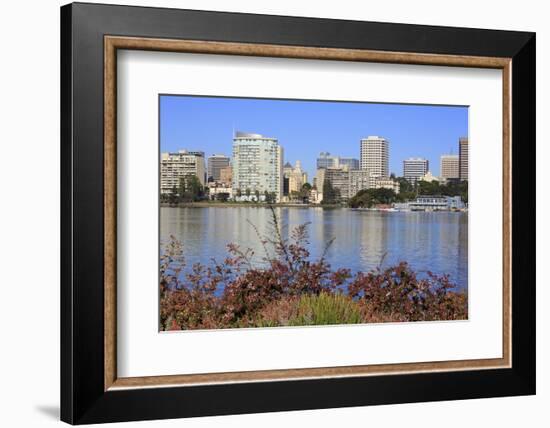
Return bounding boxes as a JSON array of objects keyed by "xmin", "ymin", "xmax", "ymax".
[{"xmin": 61, "ymin": 2, "xmax": 536, "ymax": 424}]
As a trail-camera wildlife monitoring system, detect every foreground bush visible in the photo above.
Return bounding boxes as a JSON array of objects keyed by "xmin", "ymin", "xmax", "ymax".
[{"xmin": 160, "ymin": 207, "xmax": 467, "ymax": 330}]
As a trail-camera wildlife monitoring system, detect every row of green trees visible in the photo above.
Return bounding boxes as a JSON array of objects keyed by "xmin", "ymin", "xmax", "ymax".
[
  {"xmin": 348, "ymin": 188, "xmax": 398, "ymax": 208},
  {"xmin": 160, "ymin": 176, "xmax": 282, "ymax": 204},
  {"xmin": 160, "ymin": 175, "xmax": 467, "ymax": 207},
  {"xmin": 323, "ymin": 177, "xmax": 468, "ymax": 208},
  {"xmin": 160, "ymin": 175, "xmax": 205, "ymax": 204}
]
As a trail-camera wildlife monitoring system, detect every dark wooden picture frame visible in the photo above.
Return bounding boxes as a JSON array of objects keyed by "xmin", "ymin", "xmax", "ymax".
[{"xmin": 61, "ymin": 2, "xmax": 535, "ymax": 424}]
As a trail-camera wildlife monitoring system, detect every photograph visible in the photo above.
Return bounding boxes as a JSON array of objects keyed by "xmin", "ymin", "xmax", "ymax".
[{"xmin": 159, "ymin": 95, "xmax": 469, "ymax": 331}]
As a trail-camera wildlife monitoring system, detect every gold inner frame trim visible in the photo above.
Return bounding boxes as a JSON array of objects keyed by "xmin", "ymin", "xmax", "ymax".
[{"xmin": 104, "ymin": 35, "xmax": 512, "ymax": 391}]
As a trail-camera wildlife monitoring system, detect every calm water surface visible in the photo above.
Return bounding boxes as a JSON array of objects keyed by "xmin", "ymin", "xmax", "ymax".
[{"xmin": 160, "ymin": 206, "xmax": 468, "ymax": 290}]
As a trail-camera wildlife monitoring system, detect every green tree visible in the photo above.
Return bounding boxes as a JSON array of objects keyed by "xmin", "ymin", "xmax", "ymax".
[
  {"xmin": 254, "ymin": 189, "xmax": 260, "ymax": 202},
  {"xmin": 216, "ymin": 192, "xmax": 229, "ymax": 202},
  {"xmin": 415, "ymin": 179, "xmax": 468, "ymax": 203},
  {"xmin": 168, "ymin": 185, "xmax": 178, "ymax": 204},
  {"xmin": 178, "ymin": 175, "xmax": 204, "ymax": 202},
  {"xmin": 349, "ymin": 188, "xmax": 397, "ymax": 208},
  {"xmin": 321, "ymin": 179, "xmax": 339, "ymax": 204},
  {"xmin": 349, "ymin": 189, "xmax": 373, "ymax": 208},
  {"xmin": 299, "ymin": 182, "xmax": 312, "ymax": 202},
  {"xmin": 290, "ymin": 190, "xmax": 301, "ymax": 201},
  {"xmin": 264, "ymin": 191, "xmax": 276, "ymax": 204},
  {"xmin": 417, "ymin": 180, "xmax": 441, "ymax": 196},
  {"xmin": 396, "ymin": 177, "xmax": 413, "ymax": 194}
]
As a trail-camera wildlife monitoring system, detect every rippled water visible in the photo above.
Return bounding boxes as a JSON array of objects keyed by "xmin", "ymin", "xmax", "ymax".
[{"xmin": 160, "ymin": 206, "xmax": 468, "ymax": 290}]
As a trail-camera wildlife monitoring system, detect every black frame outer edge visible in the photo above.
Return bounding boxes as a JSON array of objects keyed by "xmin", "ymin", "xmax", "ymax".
[
  {"xmin": 60, "ymin": 2, "xmax": 536, "ymax": 424},
  {"xmin": 60, "ymin": 4, "xmax": 74, "ymax": 425}
]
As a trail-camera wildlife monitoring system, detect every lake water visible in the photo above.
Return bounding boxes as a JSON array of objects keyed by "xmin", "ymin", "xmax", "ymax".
[{"xmin": 160, "ymin": 206, "xmax": 468, "ymax": 290}]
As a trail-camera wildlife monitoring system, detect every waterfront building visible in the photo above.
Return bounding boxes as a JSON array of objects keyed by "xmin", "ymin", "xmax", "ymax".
[
  {"xmin": 348, "ymin": 169, "xmax": 372, "ymax": 198},
  {"xmin": 207, "ymin": 154, "xmax": 230, "ymax": 182},
  {"xmin": 409, "ymin": 195, "xmax": 465, "ymax": 211},
  {"xmin": 315, "ymin": 167, "xmax": 348, "ymax": 202},
  {"xmin": 323, "ymin": 167, "xmax": 350, "ymax": 201},
  {"xmin": 232, "ymin": 131, "xmax": 284, "ymax": 202},
  {"xmin": 403, "ymin": 157, "xmax": 429, "ymax": 184},
  {"xmin": 219, "ymin": 166, "xmax": 232, "ymax": 185},
  {"xmin": 373, "ymin": 177, "xmax": 400, "ymax": 193},
  {"xmin": 360, "ymin": 136, "xmax": 389, "ymax": 178},
  {"xmin": 160, "ymin": 149, "xmax": 206, "ymax": 195},
  {"xmin": 309, "ymin": 187, "xmax": 321, "ymax": 204},
  {"xmin": 440, "ymin": 154, "xmax": 459, "ymax": 181},
  {"xmin": 317, "ymin": 166, "xmax": 397, "ymax": 201},
  {"xmin": 208, "ymin": 184, "xmax": 233, "ymax": 200},
  {"xmin": 459, "ymin": 137, "xmax": 469, "ymax": 181}
]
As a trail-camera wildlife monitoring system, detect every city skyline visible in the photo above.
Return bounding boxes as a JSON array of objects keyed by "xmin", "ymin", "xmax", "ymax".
[{"xmin": 160, "ymin": 95, "xmax": 468, "ymax": 181}]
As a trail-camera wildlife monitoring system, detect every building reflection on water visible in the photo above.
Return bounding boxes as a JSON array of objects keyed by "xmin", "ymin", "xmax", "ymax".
[{"xmin": 160, "ymin": 206, "xmax": 468, "ymax": 289}]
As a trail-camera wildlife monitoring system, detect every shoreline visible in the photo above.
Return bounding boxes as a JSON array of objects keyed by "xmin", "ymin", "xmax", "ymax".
[
  {"xmin": 160, "ymin": 202, "xmax": 341, "ymax": 208},
  {"xmin": 160, "ymin": 202, "xmax": 467, "ymax": 212}
]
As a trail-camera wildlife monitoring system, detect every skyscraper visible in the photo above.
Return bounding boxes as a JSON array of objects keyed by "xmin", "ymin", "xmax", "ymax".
[
  {"xmin": 360, "ymin": 136, "xmax": 389, "ymax": 178},
  {"xmin": 160, "ymin": 150, "xmax": 206, "ymax": 194},
  {"xmin": 440, "ymin": 154, "xmax": 459, "ymax": 181},
  {"xmin": 459, "ymin": 137, "xmax": 469, "ymax": 181},
  {"xmin": 207, "ymin": 154, "xmax": 230, "ymax": 182},
  {"xmin": 232, "ymin": 131, "xmax": 283, "ymax": 201},
  {"xmin": 284, "ymin": 160, "xmax": 308, "ymax": 195},
  {"xmin": 403, "ymin": 158, "xmax": 429, "ymax": 184}
]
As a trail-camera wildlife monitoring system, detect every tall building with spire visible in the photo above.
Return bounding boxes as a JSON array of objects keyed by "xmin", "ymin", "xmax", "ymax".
[{"xmin": 284, "ymin": 160, "xmax": 308, "ymax": 194}]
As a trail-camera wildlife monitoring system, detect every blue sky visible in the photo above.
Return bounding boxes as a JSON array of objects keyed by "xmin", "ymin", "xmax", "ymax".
[{"xmin": 160, "ymin": 95, "xmax": 468, "ymax": 181}]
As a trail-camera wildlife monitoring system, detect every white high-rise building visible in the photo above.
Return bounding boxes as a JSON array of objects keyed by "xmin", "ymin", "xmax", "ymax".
[
  {"xmin": 360, "ymin": 136, "xmax": 389, "ymax": 178},
  {"xmin": 232, "ymin": 131, "xmax": 284, "ymax": 202},
  {"xmin": 440, "ymin": 154, "xmax": 459, "ymax": 181},
  {"xmin": 160, "ymin": 150, "xmax": 206, "ymax": 195},
  {"xmin": 403, "ymin": 157, "xmax": 429, "ymax": 184}
]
